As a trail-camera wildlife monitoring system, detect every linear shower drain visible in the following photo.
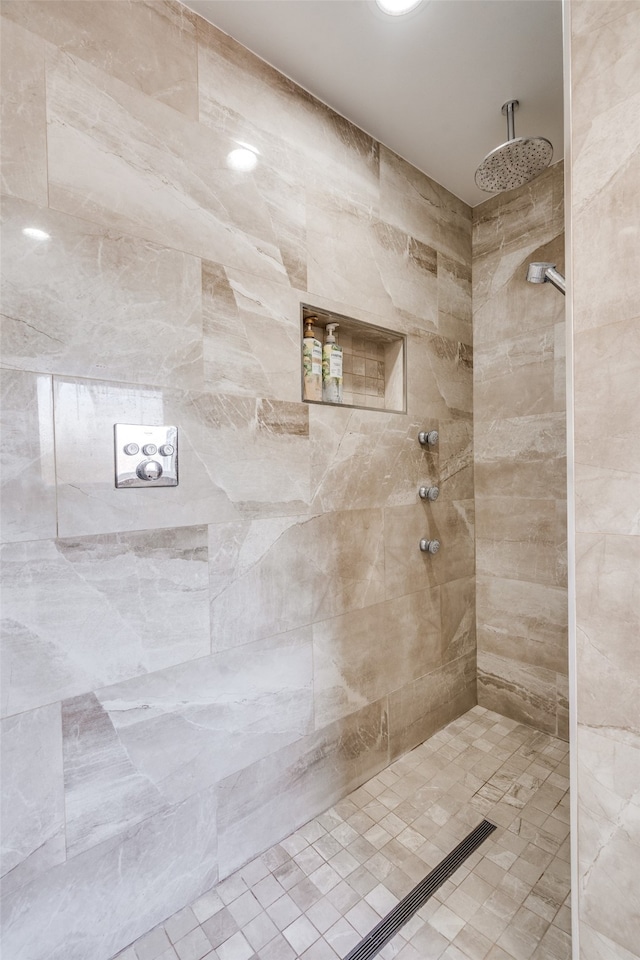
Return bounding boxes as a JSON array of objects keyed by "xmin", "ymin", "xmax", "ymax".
[{"xmin": 344, "ymin": 819, "xmax": 497, "ymax": 960}]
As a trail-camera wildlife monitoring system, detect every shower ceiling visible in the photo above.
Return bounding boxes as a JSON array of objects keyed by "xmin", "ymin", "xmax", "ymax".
[{"xmin": 183, "ymin": 0, "xmax": 564, "ymax": 207}]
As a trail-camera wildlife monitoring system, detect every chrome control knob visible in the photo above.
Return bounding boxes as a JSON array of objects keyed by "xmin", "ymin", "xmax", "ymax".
[
  {"xmin": 136, "ymin": 460, "xmax": 163, "ymax": 481},
  {"xmin": 418, "ymin": 430, "xmax": 439, "ymax": 446},
  {"xmin": 419, "ymin": 539, "xmax": 440, "ymax": 555},
  {"xmin": 419, "ymin": 486, "xmax": 440, "ymax": 501}
]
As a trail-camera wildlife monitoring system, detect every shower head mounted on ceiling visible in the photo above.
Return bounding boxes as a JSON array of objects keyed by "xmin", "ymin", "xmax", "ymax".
[{"xmin": 475, "ymin": 100, "xmax": 553, "ymax": 194}]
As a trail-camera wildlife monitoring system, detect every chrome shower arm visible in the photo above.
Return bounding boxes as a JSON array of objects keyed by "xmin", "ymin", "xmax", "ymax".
[{"xmin": 543, "ymin": 266, "xmax": 566, "ymax": 295}]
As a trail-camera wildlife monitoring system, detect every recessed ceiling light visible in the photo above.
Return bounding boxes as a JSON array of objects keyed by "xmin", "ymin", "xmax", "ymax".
[
  {"xmin": 226, "ymin": 146, "xmax": 259, "ymax": 172},
  {"xmin": 22, "ymin": 226, "xmax": 51, "ymax": 240},
  {"xmin": 375, "ymin": 0, "xmax": 423, "ymax": 16}
]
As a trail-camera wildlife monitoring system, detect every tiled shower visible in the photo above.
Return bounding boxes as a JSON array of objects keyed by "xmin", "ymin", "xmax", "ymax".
[{"xmin": 1, "ymin": 2, "xmax": 638, "ymax": 960}]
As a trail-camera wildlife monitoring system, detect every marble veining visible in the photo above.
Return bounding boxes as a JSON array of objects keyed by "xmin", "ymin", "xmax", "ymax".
[
  {"xmin": 1, "ymin": 526, "xmax": 210, "ymax": 717},
  {"xmin": 0, "ymin": 369, "xmax": 56, "ymax": 543},
  {"xmin": 1, "ymin": 703, "xmax": 65, "ymax": 895},
  {"xmin": 0, "ymin": 2, "xmax": 477, "ymax": 956},
  {"xmin": 1, "ymin": 198, "xmax": 203, "ymax": 388}
]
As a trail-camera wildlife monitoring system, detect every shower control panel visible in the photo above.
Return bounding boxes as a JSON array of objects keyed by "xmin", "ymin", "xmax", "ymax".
[{"xmin": 114, "ymin": 424, "xmax": 178, "ymax": 488}]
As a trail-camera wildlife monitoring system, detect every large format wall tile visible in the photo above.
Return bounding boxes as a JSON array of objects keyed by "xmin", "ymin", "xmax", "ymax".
[
  {"xmin": 309, "ymin": 407, "xmax": 425, "ymax": 512},
  {"xmin": 389, "ymin": 652, "xmax": 476, "ymax": 759},
  {"xmin": 1, "ymin": 526, "xmax": 210, "ymax": 716},
  {"xmin": 54, "ymin": 378, "xmax": 310, "ymax": 537},
  {"xmin": 477, "ymin": 652, "xmax": 558, "ymax": 736},
  {"xmin": 474, "ymin": 414, "xmax": 567, "ymax": 500},
  {"xmin": 379, "ymin": 146, "xmax": 471, "ymax": 264},
  {"xmin": 313, "ymin": 589, "xmax": 441, "ymax": 727},
  {"xmin": 575, "ymin": 532, "xmax": 640, "ymax": 738},
  {"xmin": 46, "ymin": 50, "xmax": 296, "ymax": 283},
  {"xmin": 476, "ymin": 496, "xmax": 565, "ymax": 587},
  {"xmin": 1, "ymin": 198, "xmax": 203, "ymax": 388},
  {"xmin": 0, "ymin": 3, "xmax": 476, "ymax": 955},
  {"xmin": 437, "ymin": 253, "xmax": 472, "ymax": 346},
  {"xmin": 197, "ymin": 18, "xmax": 380, "ymax": 215},
  {"xmin": 407, "ymin": 329, "xmax": 473, "ymax": 420},
  {"xmin": 474, "ymin": 327, "xmax": 556, "ymax": 419},
  {"xmin": 209, "ymin": 509, "xmax": 385, "ymax": 650},
  {"xmin": 0, "ymin": 786, "xmax": 219, "ymax": 960},
  {"xmin": 2, "ymin": 0, "xmax": 199, "ymax": 118},
  {"xmin": 577, "ymin": 727, "xmax": 640, "ymax": 958},
  {"xmin": 384, "ymin": 500, "xmax": 475, "ymax": 598},
  {"xmin": 1, "ymin": 704, "xmax": 64, "ymax": 895},
  {"xmin": 306, "ymin": 193, "xmax": 439, "ymax": 329},
  {"xmin": 574, "ymin": 315, "xmax": 640, "ymax": 536},
  {"xmin": 216, "ymin": 699, "xmax": 389, "ymax": 878},
  {"xmin": 63, "ymin": 628, "xmax": 312, "ymax": 854},
  {"xmin": 0, "ymin": 17, "xmax": 48, "ymax": 205},
  {"xmin": 0, "ymin": 369, "xmax": 56, "ymax": 543},
  {"xmin": 202, "ymin": 262, "xmax": 302, "ymax": 401},
  {"xmin": 476, "ymin": 576, "xmax": 568, "ymax": 675},
  {"xmin": 571, "ymin": 2, "xmax": 640, "ymax": 952}
]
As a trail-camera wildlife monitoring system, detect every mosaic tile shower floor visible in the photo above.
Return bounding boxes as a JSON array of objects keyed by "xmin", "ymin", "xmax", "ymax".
[{"xmin": 114, "ymin": 707, "xmax": 571, "ymax": 960}]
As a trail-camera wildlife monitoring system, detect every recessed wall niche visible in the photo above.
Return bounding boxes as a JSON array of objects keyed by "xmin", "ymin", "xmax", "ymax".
[{"xmin": 301, "ymin": 304, "xmax": 406, "ymax": 413}]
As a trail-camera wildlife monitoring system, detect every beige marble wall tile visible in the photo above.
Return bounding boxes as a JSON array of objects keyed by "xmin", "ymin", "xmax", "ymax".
[
  {"xmin": 407, "ymin": 328, "xmax": 473, "ymax": 420},
  {"xmin": 574, "ymin": 316, "xmax": 640, "ymax": 480},
  {"xmin": 306, "ymin": 193, "xmax": 438, "ymax": 330},
  {"xmin": 384, "ymin": 500, "xmax": 475, "ymax": 598},
  {"xmin": 1, "ymin": 198, "xmax": 203, "ymax": 388},
  {"xmin": 209, "ymin": 509, "xmax": 385, "ymax": 651},
  {"xmin": 476, "ymin": 497, "xmax": 563, "ymax": 587},
  {"xmin": 1, "ymin": 703, "xmax": 64, "ymax": 895},
  {"xmin": 437, "ymin": 253, "xmax": 472, "ymax": 346},
  {"xmin": 577, "ymin": 727, "xmax": 640, "ymax": 957},
  {"xmin": 197, "ymin": 18, "xmax": 380, "ymax": 214},
  {"xmin": 575, "ymin": 532, "xmax": 640, "ymax": 737},
  {"xmin": 388, "ymin": 652, "xmax": 476, "ymax": 760},
  {"xmin": 0, "ymin": 16, "xmax": 48, "ymax": 205},
  {"xmin": 440, "ymin": 576, "xmax": 476, "ymax": 663},
  {"xmin": 474, "ymin": 414, "xmax": 567, "ymax": 501},
  {"xmin": 476, "ymin": 576, "xmax": 568, "ymax": 675},
  {"xmin": 1, "ymin": 785, "xmax": 218, "ymax": 960},
  {"xmin": 474, "ymin": 327, "xmax": 556, "ymax": 419},
  {"xmin": 53, "ymin": 378, "xmax": 310, "ymax": 537},
  {"xmin": 45, "ymin": 49, "xmax": 295, "ymax": 284},
  {"xmin": 579, "ymin": 923, "xmax": 640, "ymax": 960},
  {"xmin": 63, "ymin": 627, "xmax": 312, "ymax": 854},
  {"xmin": 570, "ymin": 2, "xmax": 640, "ymax": 951},
  {"xmin": 309, "ymin": 407, "xmax": 426, "ymax": 512},
  {"xmin": 473, "ymin": 232, "xmax": 565, "ymax": 348},
  {"xmin": 438, "ymin": 418, "xmax": 474, "ymax": 501},
  {"xmin": 313, "ymin": 588, "xmax": 441, "ymax": 727},
  {"xmin": 0, "ymin": 369, "xmax": 56, "ymax": 543},
  {"xmin": 2, "ymin": 0, "xmax": 199, "ymax": 118},
  {"xmin": 473, "ymin": 162, "xmax": 563, "ymax": 265},
  {"xmin": 575, "ymin": 462, "xmax": 640, "ymax": 537},
  {"xmin": 216, "ymin": 699, "xmax": 389, "ymax": 878},
  {"xmin": 554, "ymin": 320, "xmax": 567, "ymax": 413},
  {"xmin": 379, "ymin": 146, "xmax": 472, "ymax": 264},
  {"xmin": 203, "ymin": 262, "xmax": 302, "ymax": 401},
  {"xmin": 1, "ymin": 526, "xmax": 210, "ymax": 717},
  {"xmin": 477, "ymin": 652, "xmax": 557, "ymax": 736},
  {"xmin": 571, "ymin": 9, "xmax": 640, "ymax": 229}
]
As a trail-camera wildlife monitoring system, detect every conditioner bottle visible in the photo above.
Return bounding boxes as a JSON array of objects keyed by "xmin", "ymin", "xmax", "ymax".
[{"xmin": 322, "ymin": 323, "xmax": 343, "ymax": 404}]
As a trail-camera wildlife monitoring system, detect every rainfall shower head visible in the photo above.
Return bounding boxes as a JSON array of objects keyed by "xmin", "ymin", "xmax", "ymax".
[
  {"xmin": 475, "ymin": 100, "xmax": 553, "ymax": 193},
  {"xmin": 526, "ymin": 262, "xmax": 566, "ymax": 295}
]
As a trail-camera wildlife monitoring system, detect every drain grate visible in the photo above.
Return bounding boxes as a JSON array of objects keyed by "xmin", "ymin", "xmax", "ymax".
[{"xmin": 344, "ymin": 819, "xmax": 497, "ymax": 960}]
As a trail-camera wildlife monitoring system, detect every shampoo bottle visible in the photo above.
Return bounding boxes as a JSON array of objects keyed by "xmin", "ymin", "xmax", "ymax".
[
  {"xmin": 302, "ymin": 317, "xmax": 323, "ymax": 401},
  {"xmin": 322, "ymin": 323, "xmax": 343, "ymax": 403}
]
